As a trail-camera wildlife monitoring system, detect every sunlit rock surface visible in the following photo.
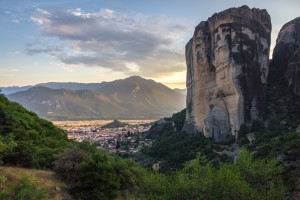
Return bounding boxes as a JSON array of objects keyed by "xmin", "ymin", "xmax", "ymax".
[{"xmin": 183, "ymin": 6, "xmax": 271, "ymax": 141}]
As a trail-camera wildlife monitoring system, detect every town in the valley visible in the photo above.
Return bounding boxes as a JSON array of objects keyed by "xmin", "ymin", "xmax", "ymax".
[{"xmin": 53, "ymin": 120, "xmax": 155, "ymax": 154}]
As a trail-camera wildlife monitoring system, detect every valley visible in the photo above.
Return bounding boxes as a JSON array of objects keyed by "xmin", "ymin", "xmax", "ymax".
[
  {"xmin": 53, "ymin": 120, "xmax": 154, "ymax": 154},
  {"xmin": 1, "ymin": 1, "xmax": 300, "ymax": 200}
]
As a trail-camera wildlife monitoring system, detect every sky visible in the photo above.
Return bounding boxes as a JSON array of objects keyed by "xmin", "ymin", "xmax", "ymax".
[{"xmin": 0, "ymin": 0, "xmax": 299, "ymax": 89}]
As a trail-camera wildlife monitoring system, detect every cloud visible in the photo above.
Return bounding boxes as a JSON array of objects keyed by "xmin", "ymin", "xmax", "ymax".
[
  {"xmin": 0, "ymin": 69, "xmax": 20, "ymax": 78},
  {"xmin": 11, "ymin": 19, "xmax": 20, "ymax": 23},
  {"xmin": 25, "ymin": 45, "xmax": 63, "ymax": 56},
  {"xmin": 61, "ymin": 65, "xmax": 74, "ymax": 72},
  {"xmin": 28, "ymin": 7, "xmax": 189, "ymax": 77},
  {"xmin": 13, "ymin": 51, "xmax": 22, "ymax": 54},
  {"xmin": 11, "ymin": 69, "xmax": 19, "ymax": 72},
  {"xmin": 50, "ymin": 61, "xmax": 74, "ymax": 72}
]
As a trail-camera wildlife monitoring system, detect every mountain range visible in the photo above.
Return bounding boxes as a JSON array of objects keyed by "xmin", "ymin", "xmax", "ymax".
[
  {"xmin": 1, "ymin": 81, "xmax": 109, "ymax": 95},
  {"xmin": 6, "ymin": 76, "xmax": 186, "ymax": 120}
]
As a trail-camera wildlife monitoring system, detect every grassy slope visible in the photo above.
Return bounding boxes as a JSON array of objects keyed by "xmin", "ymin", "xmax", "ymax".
[{"xmin": 0, "ymin": 166, "xmax": 70, "ymax": 200}]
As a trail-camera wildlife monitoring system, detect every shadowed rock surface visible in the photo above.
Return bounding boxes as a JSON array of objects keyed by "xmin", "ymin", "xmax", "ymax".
[
  {"xmin": 183, "ymin": 6, "xmax": 271, "ymax": 141},
  {"xmin": 269, "ymin": 17, "xmax": 300, "ymax": 95}
]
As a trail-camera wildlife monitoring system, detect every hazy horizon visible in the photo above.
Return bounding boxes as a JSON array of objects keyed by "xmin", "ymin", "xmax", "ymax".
[
  {"xmin": 0, "ymin": 75, "xmax": 186, "ymax": 89},
  {"xmin": 1, "ymin": 0, "xmax": 300, "ymax": 89}
]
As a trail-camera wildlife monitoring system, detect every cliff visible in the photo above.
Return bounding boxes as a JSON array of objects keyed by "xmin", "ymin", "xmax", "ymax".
[
  {"xmin": 183, "ymin": 6, "xmax": 271, "ymax": 141},
  {"xmin": 269, "ymin": 17, "xmax": 300, "ymax": 95}
]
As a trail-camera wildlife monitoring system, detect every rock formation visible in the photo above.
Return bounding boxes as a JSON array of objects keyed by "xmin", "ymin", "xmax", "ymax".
[
  {"xmin": 183, "ymin": 6, "xmax": 271, "ymax": 141},
  {"xmin": 269, "ymin": 17, "xmax": 300, "ymax": 95}
]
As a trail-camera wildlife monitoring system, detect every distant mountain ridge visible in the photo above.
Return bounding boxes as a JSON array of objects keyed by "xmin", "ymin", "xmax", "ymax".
[
  {"xmin": 173, "ymin": 88, "xmax": 187, "ymax": 95},
  {"xmin": 1, "ymin": 82, "xmax": 108, "ymax": 95},
  {"xmin": 7, "ymin": 76, "xmax": 186, "ymax": 120}
]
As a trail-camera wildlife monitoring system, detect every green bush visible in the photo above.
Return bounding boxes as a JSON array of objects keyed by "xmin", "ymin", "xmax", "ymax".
[
  {"xmin": 67, "ymin": 147, "xmax": 145, "ymax": 200},
  {"xmin": 69, "ymin": 151, "xmax": 120, "ymax": 200},
  {"xmin": 133, "ymin": 150, "xmax": 284, "ymax": 200},
  {"xmin": 142, "ymin": 131, "xmax": 216, "ymax": 173}
]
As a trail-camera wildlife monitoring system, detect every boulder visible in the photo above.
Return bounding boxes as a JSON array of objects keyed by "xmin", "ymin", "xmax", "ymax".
[{"xmin": 246, "ymin": 132, "xmax": 256, "ymax": 143}]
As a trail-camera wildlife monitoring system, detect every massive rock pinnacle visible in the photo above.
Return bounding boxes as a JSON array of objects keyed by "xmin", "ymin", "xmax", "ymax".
[
  {"xmin": 183, "ymin": 6, "xmax": 271, "ymax": 141},
  {"xmin": 269, "ymin": 17, "xmax": 300, "ymax": 95}
]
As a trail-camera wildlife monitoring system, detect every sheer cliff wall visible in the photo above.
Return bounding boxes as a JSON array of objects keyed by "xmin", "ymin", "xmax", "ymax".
[{"xmin": 183, "ymin": 6, "xmax": 271, "ymax": 141}]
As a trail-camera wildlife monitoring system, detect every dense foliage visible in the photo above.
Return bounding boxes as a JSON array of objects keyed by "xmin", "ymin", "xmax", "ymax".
[
  {"xmin": 167, "ymin": 108, "xmax": 186, "ymax": 131},
  {"xmin": 0, "ymin": 93, "xmax": 69, "ymax": 169},
  {"xmin": 133, "ymin": 150, "xmax": 284, "ymax": 200},
  {"xmin": 141, "ymin": 109, "xmax": 231, "ymax": 173},
  {"xmin": 53, "ymin": 144, "xmax": 284, "ymax": 200},
  {"xmin": 142, "ymin": 131, "xmax": 217, "ymax": 173},
  {"xmin": 56, "ymin": 144, "xmax": 143, "ymax": 200}
]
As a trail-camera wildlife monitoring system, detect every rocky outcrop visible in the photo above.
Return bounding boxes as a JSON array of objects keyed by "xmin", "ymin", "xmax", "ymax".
[
  {"xmin": 269, "ymin": 17, "xmax": 300, "ymax": 95},
  {"xmin": 183, "ymin": 6, "xmax": 271, "ymax": 141}
]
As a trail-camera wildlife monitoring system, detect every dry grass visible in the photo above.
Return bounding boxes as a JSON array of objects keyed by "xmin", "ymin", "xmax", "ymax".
[{"xmin": 0, "ymin": 166, "xmax": 72, "ymax": 200}]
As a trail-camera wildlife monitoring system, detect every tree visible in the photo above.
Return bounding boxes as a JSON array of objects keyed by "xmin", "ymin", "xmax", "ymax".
[
  {"xmin": 53, "ymin": 146, "xmax": 89, "ymax": 183},
  {"xmin": 116, "ymin": 141, "xmax": 121, "ymax": 149},
  {"xmin": 69, "ymin": 151, "xmax": 120, "ymax": 200}
]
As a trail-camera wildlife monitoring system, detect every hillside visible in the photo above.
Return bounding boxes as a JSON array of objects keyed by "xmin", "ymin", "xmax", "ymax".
[
  {"xmin": 0, "ymin": 92, "xmax": 69, "ymax": 168},
  {"xmin": 0, "ymin": 166, "xmax": 70, "ymax": 199},
  {"xmin": 7, "ymin": 76, "xmax": 186, "ymax": 120}
]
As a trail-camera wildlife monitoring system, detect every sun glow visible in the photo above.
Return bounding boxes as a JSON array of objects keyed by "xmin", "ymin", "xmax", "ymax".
[{"xmin": 152, "ymin": 71, "xmax": 186, "ymax": 89}]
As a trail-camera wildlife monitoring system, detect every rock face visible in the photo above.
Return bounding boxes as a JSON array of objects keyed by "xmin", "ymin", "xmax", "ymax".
[
  {"xmin": 183, "ymin": 6, "xmax": 271, "ymax": 141},
  {"xmin": 269, "ymin": 17, "xmax": 300, "ymax": 95}
]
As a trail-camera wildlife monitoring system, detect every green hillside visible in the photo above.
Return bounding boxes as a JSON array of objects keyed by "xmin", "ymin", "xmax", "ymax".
[{"xmin": 0, "ymin": 92, "xmax": 69, "ymax": 168}]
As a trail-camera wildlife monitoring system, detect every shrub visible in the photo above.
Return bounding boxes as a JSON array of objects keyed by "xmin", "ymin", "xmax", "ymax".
[
  {"xmin": 53, "ymin": 146, "xmax": 89, "ymax": 183},
  {"xmin": 69, "ymin": 151, "xmax": 120, "ymax": 200}
]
